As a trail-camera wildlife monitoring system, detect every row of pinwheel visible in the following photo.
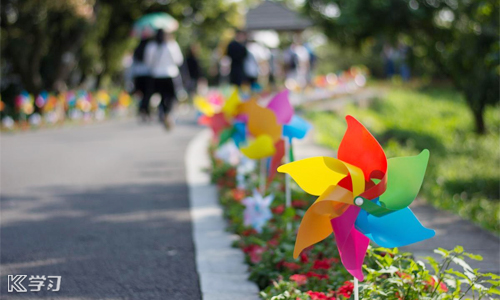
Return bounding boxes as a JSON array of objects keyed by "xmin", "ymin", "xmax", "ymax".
[
  {"xmin": 196, "ymin": 89, "xmax": 435, "ymax": 299},
  {"xmin": 1, "ymin": 90, "xmax": 133, "ymax": 129},
  {"xmin": 196, "ymin": 89, "xmax": 311, "ymax": 231}
]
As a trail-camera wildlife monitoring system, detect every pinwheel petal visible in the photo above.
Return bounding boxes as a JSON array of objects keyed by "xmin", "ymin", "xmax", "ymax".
[
  {"xmin": 194, "ymin": 96, "xmax": 216, "ymax": 116},
  {"xmin": 241, "ymin": 135, "xmax": 276, "ymax": 159},
  {"xmin": 267, "ymin": 139, "xmax": 285, "ymax": 184},
  {"xmin": 331, "ymin": 206, "xmax": 369, "ymax": 281},
  {"xmin": 355, "ymin": 204, "xmax": 435, "ymax": 248},
  {"xmin": 283, "ymin": 115, "xmax": 311, "ymax": 141},
  {"xmin": 293, "ymin": 206, "xmax": 333, "ymax": 259},
  {"xmin": 278, "ymin": 157, "xmax": 349, "ymax": 196},
  {"xmin": 248, "ymin": 105, "xmax": 282, "ymax": 142},
  {"xmin": 379, "ymin": 150, "xmax": 430, "ymax": 210},
  {"xmin": 211, "ymin": 113, "xmax": 230, "ymax": 136},
  {"xmin": 218, "ymin": 127, "xmax": 234, "ymax": 146},
  {"xmin": 232, "ymin": 122, "xmax": 247, "ymax": 147},
  {"xmin": 293, "ymin": 186, "xmax": 353, "ymax": 259},
  {"xmin": 338, "ymin": 116, "xmax": 387, "ymax": 198},
  {"xmin": 267, "ymin": 90, "xmax": 293, "ymax": 124},
  {"xmin": 222, "ymin": 89, "xmax": 241, "ymax": 118}
]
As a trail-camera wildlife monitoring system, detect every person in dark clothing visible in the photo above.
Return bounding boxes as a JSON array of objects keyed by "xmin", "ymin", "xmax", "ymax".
[
  {"xmin": 131, "ymin": 38, "xmax": 153, "ymax": 120},
  {"xmin": 226, "ymin": 30, "xmax": 247, "ymax": 86},
  {"xmin": 185, "ymin": 44, "xmax": 202, "ymax": 97}
]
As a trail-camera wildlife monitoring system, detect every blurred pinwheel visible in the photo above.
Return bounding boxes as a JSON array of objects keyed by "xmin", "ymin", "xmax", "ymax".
[
  {"xmin": 242, "ymin": 189, "xmax": 274, "ymax": 233},
  {"xmin": 278, "ymin": 115, "xmax": 434, "ymax": 280}
]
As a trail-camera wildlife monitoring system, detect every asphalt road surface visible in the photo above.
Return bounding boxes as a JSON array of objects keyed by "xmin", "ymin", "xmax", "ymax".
[{"xmin": 1, "ymin": 116, "xmax": 202, "ymax": 299}]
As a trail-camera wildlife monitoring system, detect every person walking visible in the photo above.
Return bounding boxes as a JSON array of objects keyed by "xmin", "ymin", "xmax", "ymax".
[
  {"xmin": 226, "ymin": 30, "xmax": 248, "ymax": 87},
  {"xmin": 185, "ymin": 43, "xmax": 202, "ymax": 99},
  {"xmin": 145, "ymin": 29, "xmax": 183, "ymax": 130},
  {"xmin": 131, "ymin": 37, "xmax": 153, "ymax": 122}
]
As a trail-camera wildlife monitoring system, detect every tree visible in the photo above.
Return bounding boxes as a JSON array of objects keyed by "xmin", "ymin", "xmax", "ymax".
[
  {"xmin": 303, "ymin": 0, "xmax": 499, "ymax": 134},
  {"xmin": 1, "ymin": 0, "xmax": 242, "ymax": 105},
  {"xmin": 1, "ymin": 0, "xmax": 94, "ymax": 94}
]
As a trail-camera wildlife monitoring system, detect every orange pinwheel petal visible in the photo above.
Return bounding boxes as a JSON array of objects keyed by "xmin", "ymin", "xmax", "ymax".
[{"xmin": 293, "ymin": 185, "xmax": 353, "ymax": 258}]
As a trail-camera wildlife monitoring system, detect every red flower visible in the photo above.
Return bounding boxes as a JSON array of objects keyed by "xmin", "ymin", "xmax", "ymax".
[
  {"xmin": 242, "ymin": 244, "xmax": 265, "ymax": 263},
  {"xmin": 283, "ymin": 261, "xmax": 302, "ymax": 271},
  {"xmin": 312, "ymin": 258, "xmax": 334, "ymax": 270},
  {"xmin": 425, "ymin": 277, "xmax": 449, "ymax": 292},
  {"xmin": 231, "ymin": 188, "xmax": 246, "ymax": 202},
  {"xmin": 305, "ymin": 271, "xmax": 329, "ymax": 280},
  {"xmin": 305, "ymin": 291, "xmax": 335, "ymax": 300},
  {"xmin": 272, "ymin": 204, "xmax": 285, "ymax": 215},
  {"xmin": 337, "ymin": 281, "xmax": 354, "ymax": 298},
  {"xmin": 300, "ymin": 252, "xmax": 309, "ymax": 263},
  {"xmin": 241, "ymin": 229, "xmax": 257, "ymax": 236},
  {"xmin": 290, "ymin": 274, "xmax": 307, "ymax": 286},
  {"xmin": 267, "ymin": 237, "xmax": 279, "ymax": 247},
  {"xmin": 226, "ymin": 168, "xmax": 237, "ymax": 177},
  {"xmin": 396, "ymin": 271, "xmax": 412, "ymax": 280},
  {"xmin": 291, "ymin": 199, "xmax": 308, "ymax": 209}
]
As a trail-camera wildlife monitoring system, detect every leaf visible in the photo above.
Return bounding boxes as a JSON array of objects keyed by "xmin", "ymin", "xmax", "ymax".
[{"xmin": 462, "ymin": 252, "xmax": 483, "ymax": 261}]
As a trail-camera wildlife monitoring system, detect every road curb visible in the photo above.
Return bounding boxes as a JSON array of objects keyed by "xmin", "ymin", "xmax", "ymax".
[{"xmin": 185, "ymin": 129, "xmax": 260, "ymax": 300}]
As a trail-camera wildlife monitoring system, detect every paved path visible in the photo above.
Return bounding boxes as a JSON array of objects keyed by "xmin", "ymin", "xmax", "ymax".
[
  {"xmin": 1, "ymin": 116, "xmax": 202, "ymax": 299},
  {"xmin": 295, "ymin": 129, "xmax": 500, "ymax": 274}
]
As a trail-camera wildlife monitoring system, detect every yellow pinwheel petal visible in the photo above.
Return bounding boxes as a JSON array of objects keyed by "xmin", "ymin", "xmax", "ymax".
[
  {"xmin": 222, "ymin": 89, "xmax": 241, "ymax": 118},
  {"xmin": 241, "ymin": 135, "xmax": 276, "ymax": 159},
  {"xmin": 277, "ymin": 157, "xmax": 349, "ymax": 196},
  {"xmin": 293, "ymin": 186, "xmax": 353, "ymax": 258},
  {"xmin": 194, "ymin": 96, "xmax": 215, "ymax": 117},
  {"xmin": 343, "ymin": 162, "xmax": 366, "ymax": 197}
]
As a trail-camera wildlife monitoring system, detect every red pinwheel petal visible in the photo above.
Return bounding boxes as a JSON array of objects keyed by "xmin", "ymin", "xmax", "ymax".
[
  {"xmin": 209, "ymin": 112, "xmax": 230, "ymax": 136},
  {"xmin": 267, "ymin": 139, "xmax": 285, "ymax": 186},
  {"xmin": 338, "ymin": 116, "xmax": 388, "ymax": 198}
]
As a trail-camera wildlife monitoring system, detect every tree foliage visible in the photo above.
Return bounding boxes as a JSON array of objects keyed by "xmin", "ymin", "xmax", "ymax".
[
  {"xmin": 304, "ymin": 0, "xmax": 499, "ymax": 134},
  {"xmin": 1, "ymin": 0, "xmax": 242, "ymax": 104}
]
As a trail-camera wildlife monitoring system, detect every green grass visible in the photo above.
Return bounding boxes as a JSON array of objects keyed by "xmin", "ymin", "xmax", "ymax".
[{"xmin": 306, "ymin": 83, "xmax": 500, "ymax": 234}]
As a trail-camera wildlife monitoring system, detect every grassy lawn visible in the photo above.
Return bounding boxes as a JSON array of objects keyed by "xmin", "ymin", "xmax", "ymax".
[{"xmin": 305, "ymin": 82, "xmax": 500, "ymax": 234}]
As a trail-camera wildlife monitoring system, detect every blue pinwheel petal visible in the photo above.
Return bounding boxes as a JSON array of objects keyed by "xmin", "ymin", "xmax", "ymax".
[
  {"xmin": 283, "ymin": 115, "xmax": 311, "ymax": 141},
  {"xmin": 355, "ymin": 201, "xmax": 435, "ymax": 248},
  {"xmin": 232, "ymin": 122, "xmax": 247, "ymax": 147}
]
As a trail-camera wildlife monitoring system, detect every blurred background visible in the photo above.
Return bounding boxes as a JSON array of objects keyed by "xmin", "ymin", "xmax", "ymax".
[{"xmin": 1, "ymin": 0, "xmax": 499, "ymax": 232}]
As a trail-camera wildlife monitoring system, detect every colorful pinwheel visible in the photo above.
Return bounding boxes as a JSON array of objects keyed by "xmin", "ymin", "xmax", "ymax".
[{"xmin": 278, "ymin": 115, "xmax": 435, "ymax": 281}]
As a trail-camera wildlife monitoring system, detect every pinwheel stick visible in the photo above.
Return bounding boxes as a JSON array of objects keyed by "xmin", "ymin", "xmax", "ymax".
[
  {"xmin": 260, "ymin": 158, "xmax": 266, "ymax": 194},
  {"xmin": 285, "ymin": 138, "xmax": 292, "ymax": 231},
  {"xmin": 354, "ymin": 278, "xmax": 359, "ymax": 300}
]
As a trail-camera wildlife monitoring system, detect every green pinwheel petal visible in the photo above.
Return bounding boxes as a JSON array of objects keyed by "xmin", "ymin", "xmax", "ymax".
[
  {"xmin": 378, "ymin": 149, "xmax": 430, "ymax": 210},
  {"xmin": 218, "ymin": 127, "xmax": 235, "ymax": 147}
]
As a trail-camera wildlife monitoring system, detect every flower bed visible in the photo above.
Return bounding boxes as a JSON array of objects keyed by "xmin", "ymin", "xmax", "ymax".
[{"xmin": 209, "ymin": 145, "xmax": 499, "ymax": 299}]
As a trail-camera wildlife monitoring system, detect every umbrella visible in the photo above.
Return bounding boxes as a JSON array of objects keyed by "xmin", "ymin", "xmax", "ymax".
[{"xmin": 132, "ymin": 12, "xmax": 179, "ymax": 37}]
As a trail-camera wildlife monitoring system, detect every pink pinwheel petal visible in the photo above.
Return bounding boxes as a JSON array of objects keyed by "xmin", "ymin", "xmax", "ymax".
[
  {"xmin": 331, "ymin": 206, "xmax": 369, "ymax": 281},
  {"xmin": 337, "ymin": 227, "xmax": 370, "ymax": 281},
  {"xmin": 267, "ymin": 90, "xmax": 293, "ymax": 124},
  {"xmin": 331, "ymin": 206, "xmax": 360, "ymax": 247}
]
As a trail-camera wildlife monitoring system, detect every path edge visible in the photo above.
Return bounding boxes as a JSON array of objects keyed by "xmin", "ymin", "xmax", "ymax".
[{"xmin": 185, "ymin": 129, "xmax": 260, "ymax": 300}]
